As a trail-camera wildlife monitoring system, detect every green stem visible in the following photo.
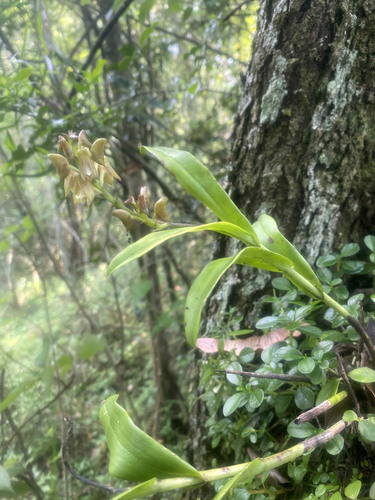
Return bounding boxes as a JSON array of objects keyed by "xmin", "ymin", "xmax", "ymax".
[
  {"xmin": 321, "ymin": 292, "xmax": 349, "ymax": 318},
  {"xmin": 112, "ymin": 420, "xmax": 352, "ymax": 500}
]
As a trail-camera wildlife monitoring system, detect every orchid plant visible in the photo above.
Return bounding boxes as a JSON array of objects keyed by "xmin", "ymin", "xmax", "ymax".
[{"xmin": 49, "ymin": 133, "xmax": 375, "ymax": 499}]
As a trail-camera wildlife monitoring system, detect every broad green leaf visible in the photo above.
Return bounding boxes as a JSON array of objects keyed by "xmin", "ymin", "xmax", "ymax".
[
  {"xmin": 344, "ymin": 480, "xmax": 361, "ymax": 499},
  {"xmin": 185, "ymin": 245, "xmax": 294, "ymax": 345},
  {"xmin": 108, "ymin": 222, "xmax": 257, "ymax": 275},
  {"xmin": 348, "ymin": 367, "xmax": 375, "ymax": 383},
  {"xmin": 316, "ymin": 378, "xmax": 339, "ymax": 406},
  {"xmin": 141, "ymin": 146, "xmax": 257, "ymax": 239},
  {"xmin": 185, "ymin": 254, "xmax": 239, "ymax": 346},
  {"xmin": 253, "ymin": 214, "xmax": 323, "ymax": 294},
  {"xmin": 235, "ymin": 246, "xmax": 294, "ymax": 272},
  {"xmin": 100, "ymin": 395, "xmax": 202, "ymax": 481},
  {"xmin": 358, "ymin": 418, "xmax": 375, "ymax": 442}
]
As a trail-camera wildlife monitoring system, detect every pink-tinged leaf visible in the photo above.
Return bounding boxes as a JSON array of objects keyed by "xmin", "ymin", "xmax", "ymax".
[{"xmin": 196, "ymin": 328, "xmax": 301, "ymax": 355}]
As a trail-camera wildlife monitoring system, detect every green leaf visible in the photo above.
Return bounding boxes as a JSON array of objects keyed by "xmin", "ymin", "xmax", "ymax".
[
  {"xmin": 100, "ymin": 395, "xmax": 202, "ymax": 481},
  {"xmin": 316, "ymin": 254, "xmax": 337, "ymax": 267},
  {"xmin": 358, "ymin": 418, "xmax": 375, "ymax": 442},
  {"xmin": 185, "ymin": 254, "xmax": 239, "ymax": 346},
  {"xmin": 112, "ymin": 479, "xmax": 158, "ymax": 500},
  {"xmin": 364, "ymin": 235, "xmax": 375, "ymax": 252},
  {"xmin": 295, "ymin": 386, "xmax": 315, "ymax": 410},
  {"xmin": 272, "ymin": 276, "xmax": 293, "ymax": 290},
  {"xmin": 287, "ymin": 421, "xmax": 317, "ymax": 438},
  {"xmin": 236, "ymin": 246, "xmax": 294, "ymax": 272},
  {"xmin": 299, "ymin": 325, "xmax": 323, "ymax": 338},
  {"xmin": 298, "ymin": 357, "xmax": 315, "ymax": 374},
  {"xmin": 92, "ymin": 58, "xmax": 107, "ymax": 80},
  {"xmin": 108, "ymin": 221, "xmax": 258, "ymax": 275},
  {"xmin": 316, "ymin": 378, "xmax": 339, "ymax": 406},
  {"xmin": 0, "ymin": 466, "xmax": 14, "ymax": 495},
  {"xmin": 276, "ymin": 346, "xmax": 303, "ymax": 361},
  {"xmin": 223, "ymin": 393, "xmax": 244, "ymax": 416},
  {"xmin": 255, "ymin": 316, "xmax": 280, "ymax": 329},
  {"xmin": 344, "ymin": 480, "xmax": 361, "ymax": 499},
  {"xmin": 248, "ymin": 388, "xmax": 264, "ymax": 408},
  {"xmin": 239, "ymin": 347, "xmax": 255, "ymax": 363},
  {"xmin": 13, "ymin": 67, "xmax": 33, "ymax": 82},
  {"xmin": 253, "ymin": 215, "xmax": 323, "ymax": 294},
  {"xmin": 348, "ymin": 367, "xmax": 375, "ymax": 383},
  {"xmin": 226, "ymin": 362, "xmax": 243, "ymax": 386},
  {"xmin": 369, "ymin": 480, "xmax": 375, "ymax": 500},
  {"xmin": 330, "ymin": 493, "xmax": 343, "ymax": 500},
  {"xmin": 340, "ymin": 243, "xmax": 360, "ymax": 257},
  {"xmin": 140, "ymin": 24, "xmax": 157, "ymax": 45},
  {"xmin": 342, "ymin": 410, "xmax": 358, "ymax": 422},
  {"xmin": 212, "ymin": 458, "xmax": 263, "ymax": 500},
  {"xmin": 324, "ymin": 434, "xmax": 344, "ymax": 455},
  {"xmin": 141, "ymin": 146, "xmax": 257, "ymax": 238},
  {"xmin": 139, "ymin": 0, "xmax": 154, "ymax": 23},
  {"xmin": 80, "ymin": 335, "xmax": 105, "ymax": 360}
]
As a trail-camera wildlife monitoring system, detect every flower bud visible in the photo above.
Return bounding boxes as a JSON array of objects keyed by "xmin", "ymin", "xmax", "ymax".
[
  {"xmin": 48, "ymin": 153, "xmax": 71, "ymax": 181},
  {"xmin": 153, "ymin": 197, "xmax": 171, "ymax": 221},
  {"xmin": 99, "ymin": 156, "xmax": 121, "ymax": 185},
  {"xmin": 78, "ymin": 130, "xmax": 92, "ymax": 148},
  {"xmin": 137, "ymin": 186, "xmax": 150, "ymax": 214},
  {"xmin": 90, "ymin": 138, "xmax": 107, "ymax": 165},
  {"xmin": 58, "ymin": 136, "xmax": 75, "ymax": 163},
  {"xmin": 124, "ymin": 196, "xmax": 136, "ymax": 208},
  {"xmin": 112, "ymin": 209, "xmax": 135, "ymax": 231}
]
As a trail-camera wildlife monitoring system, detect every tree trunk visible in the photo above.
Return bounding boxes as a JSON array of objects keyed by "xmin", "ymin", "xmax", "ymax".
[{"xmin": 208, "ymin": 0, "xmax": 375, "ymax": 326}]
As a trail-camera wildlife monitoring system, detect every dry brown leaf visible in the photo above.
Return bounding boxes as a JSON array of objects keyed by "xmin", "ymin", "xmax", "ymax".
[{"xmin": 196, "ymin": 327, "xmax": 301, "ymax": 356}]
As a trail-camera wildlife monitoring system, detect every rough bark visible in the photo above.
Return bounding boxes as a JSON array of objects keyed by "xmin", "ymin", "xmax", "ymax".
[{"xmin": 207, "ymin": 0, "xmax": 375, "ymax": 327}]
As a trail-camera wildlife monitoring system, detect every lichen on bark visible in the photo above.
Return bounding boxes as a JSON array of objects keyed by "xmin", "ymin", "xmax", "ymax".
[{"xmin": 203, "ymin": 0, "xmax": 375, "ymax": 330}]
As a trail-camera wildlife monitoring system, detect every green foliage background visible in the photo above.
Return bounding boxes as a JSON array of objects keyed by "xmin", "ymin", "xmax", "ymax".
[{"xmin": 0, "ymin": 0, "xmax": 256, "ymax": 498}]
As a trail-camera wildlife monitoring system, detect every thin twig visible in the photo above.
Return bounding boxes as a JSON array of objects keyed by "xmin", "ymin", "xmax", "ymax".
[
  {"xmin": 4, "ymin": 377, "xmax": 74, "ymax": 453},
  {"xmin": 62, "ymin": 417, "xmax": 127, "ymax": 494},
  {"xmin": 218, "ymin": 369, "xmax": 310, "ymax": 382},
  {"xmin": 294, "ymin": 390, "xmax": 348, "ymax": 424},
  {"xmin": 69, "ymin": 0, "xmax": 136, "ymax": 99},
  {"xmin": 335, "ymin": 350, "xmax": 361, "ymax": 416},
  {"xmin": 347, "ymin": 315, "xmax": 375, "ymax": 363}
]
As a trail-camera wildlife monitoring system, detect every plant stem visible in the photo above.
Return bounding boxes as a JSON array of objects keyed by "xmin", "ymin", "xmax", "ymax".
[{"xmin": 112, "ymin": 420, "xmax": 352, "ymax": 500}]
